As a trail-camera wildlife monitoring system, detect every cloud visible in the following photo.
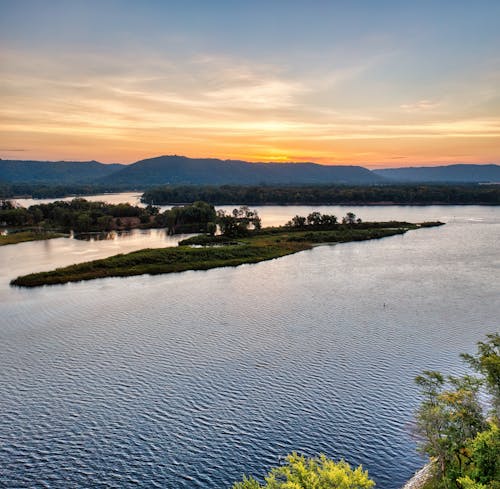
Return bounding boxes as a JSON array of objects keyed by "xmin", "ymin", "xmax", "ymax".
[
  {"xmin": 400, "ymin": 100, "xmax": 439, "ymax": 111},
  {"xmin": 1, "ymin": 47, "xmax": 499, "ymax": 164}
]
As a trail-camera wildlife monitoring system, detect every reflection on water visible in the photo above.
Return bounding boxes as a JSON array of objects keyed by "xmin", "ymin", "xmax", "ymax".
[
  {"xmin": 0, "ymin": 227, "xmax": 191, "ymax": 286},
  {"xmin": 1, "ymin": 199, "xmax": 499, "ymax": 489},
  {"xmin": 14, "ymin": 192, "xmax": 143, "ymax": 209},
  {"xmin": 73, "ymin": 230, "xmax": 117, "ymax": 241},
  {"xmin": 73, "ymin": 229, "xmax": 161, "ymax": 241}
]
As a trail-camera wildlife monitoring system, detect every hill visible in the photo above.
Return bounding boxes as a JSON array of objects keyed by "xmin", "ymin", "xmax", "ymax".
[
  {"xmin": 0, "ymin": 160, "xmax": 124, "ymax": 184},
  {"xmin": 103, "ymin": 155, "xmax": 382, "ymax": 185},
  {"xmin": 2, "ymin": 157, "xmax": 500, "ymax": 188},
  {"xmin": 374, "ymin": 164, "xmax": 500, "ymax": 183}
]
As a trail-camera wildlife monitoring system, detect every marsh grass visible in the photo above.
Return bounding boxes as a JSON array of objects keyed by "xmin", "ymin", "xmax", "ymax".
[
  {"xmin": 0, "ymin": 230, "xmax": 66, "ymax": 246},
  {"xmin": 11, "ymin": 222, "xmax": 442, "ymax": 287}
]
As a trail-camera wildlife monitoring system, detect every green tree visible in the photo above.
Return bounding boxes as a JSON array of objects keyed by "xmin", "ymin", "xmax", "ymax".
[
  {"xmin": 217, "ymin": 206, "xmax": 261, "ymax": 237},
  {"xmin": 414, "ymin": 371, "xmax": 450, "ymax": 476},
  {"xmin": 74, "ymin": 212, "xmax": 92, "ymax": 232},
  {"xmin": 465, "ymin": 422, "xmax": 500, "ymax": 486},
  {"xmin": 97, "ymin": 215, "xmax": 113, "ymax": 231},
  {"xmin": 414, "ymin": 372, "xmax": 486, "ymax": 484},
  {"xmin": 232, "ymin": 453, "xmax": 375, "ymax": 489},
  {"xmin": 461, "ymin": 333, "xmax": 500, "ymax": 421},
  {"xmin": 307, "ymin": 211, "xmax": 323, "ymax": 226},
  {"xmin": 287, "ymin": 215, "xmax": 307, "ymax": 228},
  {"xmin": 342, "ymin": 212, "xmax": 357, "ymax": 225},
  {"xmin": 414, "ymin": 334, "xmax": 500, "ymax": 488}
]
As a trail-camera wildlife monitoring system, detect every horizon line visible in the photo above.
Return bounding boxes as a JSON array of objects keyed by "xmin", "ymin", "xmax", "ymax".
[{"xmin": 1, "ymin": 154, "xmax": 498, "ymax": 171}]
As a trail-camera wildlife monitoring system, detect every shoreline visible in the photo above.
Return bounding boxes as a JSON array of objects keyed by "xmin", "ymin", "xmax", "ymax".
[
  {"xmin": 401, "ymin": 463, "xmax": 434, "ymax": 489},
  {"xmin": 144, "ymin": 201, "xmax": 500, "ymax": 207},
  {"xmin": 10, "ymin": 221, "xmax": 443, "ymax": 287},
  {"xmin": 0, "ymin": 230, "xmax": 67, "ymax": 246}
]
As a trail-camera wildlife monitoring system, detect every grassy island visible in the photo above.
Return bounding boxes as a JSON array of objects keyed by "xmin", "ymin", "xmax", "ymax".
[
  {"xmin": 0, "ymin": 230, "xmax": 66, "ymax": 246},
  {"xmin": 10, "ymin": 218, "xmax": 444, "ymax": 287}
]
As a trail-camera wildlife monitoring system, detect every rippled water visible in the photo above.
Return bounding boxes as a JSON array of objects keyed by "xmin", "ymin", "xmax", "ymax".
[{"xmin": 1, "ymin": 201, "xmax": 499, "ymax": 488}]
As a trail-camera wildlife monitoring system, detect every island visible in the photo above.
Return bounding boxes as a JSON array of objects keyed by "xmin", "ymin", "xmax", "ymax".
[
  {"xmin": 0, "ymin": 198, "xmax": 217, "ymax": 245},
  {"xmin": 10, "ymin": 208, "xmax": 444, "ymax": 287}
]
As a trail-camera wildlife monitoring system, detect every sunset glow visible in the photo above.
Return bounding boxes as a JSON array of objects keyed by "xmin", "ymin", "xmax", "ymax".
[{"xmin": 1, "ymin": 1, "xmax": 499, "ymax": 167}]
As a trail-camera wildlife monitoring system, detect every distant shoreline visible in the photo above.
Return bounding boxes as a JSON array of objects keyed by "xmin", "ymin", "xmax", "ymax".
[{"xmin": 3, "ymin": 182, "xmax": 499, "ymax": 206}]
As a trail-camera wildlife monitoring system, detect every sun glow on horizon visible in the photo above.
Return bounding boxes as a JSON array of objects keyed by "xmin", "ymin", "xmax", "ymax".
[{"xmin": 0, "ymin": 1, "xmax": 499, "ymax": 168}]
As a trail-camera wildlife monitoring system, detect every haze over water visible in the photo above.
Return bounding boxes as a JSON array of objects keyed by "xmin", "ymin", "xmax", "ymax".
[{"xmin": 1, "ymin": 201, "xmax": 499, "ymax": 488}]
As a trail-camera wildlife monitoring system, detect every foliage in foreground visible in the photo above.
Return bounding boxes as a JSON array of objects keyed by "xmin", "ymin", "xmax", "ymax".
[
  {"xmin": 232, "ymin": 453, "xmax": 375, "ymax": 489},
  {"xmin": 414, "ymin": 333, "xmax": 500, "ymax": 489}
]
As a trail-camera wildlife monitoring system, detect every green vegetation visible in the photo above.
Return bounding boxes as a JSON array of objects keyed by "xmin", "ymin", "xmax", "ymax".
[
  {"xmin": 141, "ymin": 184, "xmax": 500, "ymax": 206},
  {"xmin": 232, "ymin": 453, "xmax": 374, "ymax": 488},
  {"xmin": 0, "ymin": 230, "xmax": 65, "ymax": 246},
  {"xmin": 156, "ymin": 200, "xmax": 216, "ymax": 234},
  {"xmin": 0, "ymin": 182, "xmax": 135, "ymax": 199},
  {"xmin": 10, "ymin": 238, "xmax": 310, "ymax": 287},
  {"xmin": 0, "ymin": 199, "xmax": 215, "ymax": 236},
  {"xmin": 3, "ymin": 183, "xmax": 500, "ymax": 204},
  {"xmin": 0, "ymin": 198, "xmax": 156, "ymax": 233},
  {"xmin": 11, "ymin": 209, "xmax": 441, "ymax": 287},
  {"xmin": 216, "ymin": 206, "xmax": 261, "ymax": 236},
  {"xmin": 414, "ymin": 333, "xmax": 500, "ymax": 489}
]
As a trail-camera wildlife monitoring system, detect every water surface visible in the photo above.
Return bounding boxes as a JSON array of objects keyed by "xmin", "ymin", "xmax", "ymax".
[{"xmin": 1, "ymin": 202, "xmax": 499, "ymax": 488}]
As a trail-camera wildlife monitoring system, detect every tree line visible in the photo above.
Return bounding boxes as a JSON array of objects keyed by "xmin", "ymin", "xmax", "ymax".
[
  {"xmin": 2, "ymin": 183, "xmax": 499, "ymax": 204},
  {"xmin": 142, "ymin": 184, "xmax": 500, "ymax": 205},
  {"xmin": 0, "ymin": 183, "xmax": 136, "ymax": 199},
  {"xmin": 0, "ymin": 199, "xmax": 216, "ymax": 234}
]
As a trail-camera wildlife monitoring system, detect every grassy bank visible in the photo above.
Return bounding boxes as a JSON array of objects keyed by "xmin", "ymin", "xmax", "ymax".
[
  {"xmin": 11, "ymin": 222, "xmax": 442, "ymax": 287},
  {"xmin": 0, "ymin": 230, "xmax": 66, "ymax": 246}
]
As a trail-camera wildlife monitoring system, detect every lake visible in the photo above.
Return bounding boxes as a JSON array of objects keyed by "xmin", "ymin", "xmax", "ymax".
[{"xmin": 1, "ymin": 197, "xmax": 499, "ymax": 488}]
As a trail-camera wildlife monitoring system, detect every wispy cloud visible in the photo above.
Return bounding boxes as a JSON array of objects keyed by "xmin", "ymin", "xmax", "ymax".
[
  {"xmin": 1, "ymin": 44, "xmax": 499, "ymax": 164},
  {"xmin": 400, "ymin": 100, "xmax": 440, "ymax": 111}
]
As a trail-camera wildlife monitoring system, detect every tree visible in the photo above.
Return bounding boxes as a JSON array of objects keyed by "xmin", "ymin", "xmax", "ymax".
[
  {"xmin": 145, "ymin": 204, "xmax": 159, "ymax": 216},
  {"xmin": 461, "ymin": 333, "xmax": 500, "ymax": 421},
  {"xmin": 414, "ymin": 371, "xmax": 450, "ymax": 476},
  {"xmin": 161, "ymin": 201, "xmax": 217, "ymax": 234},
  {"xmin": 307, "ymin": 211, "xmax": 323, "ymax": 226},
  {"xmin": 217, "ymin": 206, "xmax": 261, "ymax": 237},
  {"xmin": 206, "ymin": 221, "xmax": 217, "ymax": 236},
  {"xmin": 415, "ymin": 371, "xmax": 486, "ymax": 483},
  {"xmin": 97, "ymin": 215, "xmax": 113, "ymax": 230},
  {"xmin": 414, "ymin": 334, "xmax": 499, "ymax": 488},
  {"xmin": 232, "ymin": 453, "xmax": 375, "ymax": 489},
  {"xmin": 287, "ymin": 215, "xmax": 306, "ymax": 228},
  {"xmin": 342, "ymin": 212, "xmax": 357, "ymax": 225},
  {"xmin": 464, "ymin": 422, "xmax": 500, "ymax": 486},
  {"xmin": 321, "ymin": 214, "xmax": 338, "ymax": 226}
]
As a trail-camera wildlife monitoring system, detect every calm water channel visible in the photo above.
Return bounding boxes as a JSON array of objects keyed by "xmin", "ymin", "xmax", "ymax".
[{"xmin": 1, "ymin": 195, "xmax": 499, "ymax": 488}]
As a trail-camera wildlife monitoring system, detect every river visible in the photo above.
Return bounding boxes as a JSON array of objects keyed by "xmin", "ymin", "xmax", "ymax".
[{"xmin": 1, "ymin": 195, "xmax": 499, "ymax": 488}]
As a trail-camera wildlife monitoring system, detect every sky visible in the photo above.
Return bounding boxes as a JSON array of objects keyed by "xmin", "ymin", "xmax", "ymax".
[{"xmin": 1, "ymin": 0, "xmax": 499, "ymax": 167}]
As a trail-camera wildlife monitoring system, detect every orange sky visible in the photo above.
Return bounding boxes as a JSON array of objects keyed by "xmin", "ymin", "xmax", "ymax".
[{"xmin": 1, "ymin": 2, "xmax": 499, "ymax": 168}]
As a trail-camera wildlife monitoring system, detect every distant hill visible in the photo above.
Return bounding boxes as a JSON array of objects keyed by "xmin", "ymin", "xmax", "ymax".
[
  {"xmin": 374, "ymin": 164, "xmax": 500, "ymax": 183},
  {"xmin": 2, "ymin": 157, "xmax": 499, "ymax": 187},
  {"xmin": 0, "ymin": 160, "xmax": 124, "ymax": 184},
  {"xmin": 102, "ymin": 155, "xmax": 382, "ymax": 185}
]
